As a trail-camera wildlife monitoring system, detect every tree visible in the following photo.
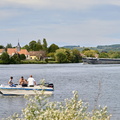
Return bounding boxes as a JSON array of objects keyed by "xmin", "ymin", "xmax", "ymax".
[
  {"xmin": 20, "ymin": 54, "xmax": 26, "ymax": 60},
  {"xmin": 35, "ymin": 43, "xmax": 43, "ymax": 51},
  {"xmin": 10, "ymin": 54, "xmax": 21, "ymax": 64},
  {"xmin": 107, "ymin": 51, "xmax": 120, "ymax": 58},
  {"xmin": 47, "ymin": 52, "xmax": 55, "ymax": 59},
  {"xmin": 99, "ymin": 52, "xmax": 109, "ymax": 58},
  {"xmin": 83, "ymin": 50, "xmax": 98, "ymax": 57},
  {"xmin": 65, "ymin": 49, "xmax": 72, "ymax": 63},
  {"xmin": 22, "ymin": 45, "xmax": 30, "ymax": 51},
  {"xmin": 36, "ymin": 39, "xmax": 43, "ymax": 50},
  {"xmin": 6, "ymin": 43, "xmax": 12, "ymax": 48},
  {"xmin": 1, "ymin": 52, "xmax": 10, "ymax": 64},
  {"xmin": 42, "ymin": 38, "xmax": 48, "ymax": 50},
  {"xmin": 82, "ymin": 48, "xmax": 90, "ymax": 53},
  {"xmin": 55, "ymin": 48, "xmax": 82, "ymax": 63},
  {"xmin": 0, "ymin": 45, "xmax": 4, "ymax": 49},
  {"xmin": 55, "ymin": 49, "xmax": 67, "ymax": 63},
  {"xmin": 72, "ymin": 49, "xmax": 82, "ymax": 63},
  {"xmin": 29, "ymin": 40, "xmax": 37, "ymax": 51},
  {"xmin": 48, "ymin": 44, "xmax": 59, "ymax": 53}
]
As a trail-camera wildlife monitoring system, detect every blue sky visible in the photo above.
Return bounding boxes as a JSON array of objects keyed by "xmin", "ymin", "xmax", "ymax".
[{"xmin": 0, "ymin": 0, "xmax": 120, "ymax": 47}]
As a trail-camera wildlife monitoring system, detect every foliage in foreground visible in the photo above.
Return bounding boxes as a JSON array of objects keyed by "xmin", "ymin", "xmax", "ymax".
[{"xmin": 4, "ymin": 91, "xmax": 111, "ymax": 120}]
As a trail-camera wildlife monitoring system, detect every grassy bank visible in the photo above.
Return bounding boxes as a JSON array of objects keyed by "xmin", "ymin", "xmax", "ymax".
[{"xmin": 21, "ymin": 60, "xmax": 58, "ymax": 64}]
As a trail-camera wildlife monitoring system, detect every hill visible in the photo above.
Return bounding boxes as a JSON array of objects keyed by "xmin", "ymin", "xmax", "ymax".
[
  {"xmin": 96, "ymin": 44, "xmax": 120, "ymax": 52},
  {"xmin": 63, "ymin": 44, "xmax": 120, "ymax": 52}
]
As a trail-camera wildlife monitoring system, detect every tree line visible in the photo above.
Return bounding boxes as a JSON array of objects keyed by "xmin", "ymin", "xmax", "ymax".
[
  {"xmin": 82, "ymin": 48, "xmax": 120, "ymax": 58},
  {"xmin": 0, "ymin": 52, "xmax": 26, "ymax": 64},
  {"xmin": 0, "ymin": 39, "xmax": 82, "ymax": 64},
  {"xmin": 1, "ymin": 39, "xmax": 119, "ymax": 64}
]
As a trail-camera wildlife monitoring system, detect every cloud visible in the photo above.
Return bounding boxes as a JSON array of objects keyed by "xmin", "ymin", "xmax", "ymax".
[
  {"xmin": 1, "ymin": 0, "xmax": 120, "ymax": 10},
  {"xmin": 0, "ymin": 0, "xmax": 120, "ymax": 47},
  {"xmin": 0, "ymin": 19, "xmax": 120, "ymax": 47},
  {"xmin": 43, "ymin": 19, "xmax": 120, "ymax": 46}
]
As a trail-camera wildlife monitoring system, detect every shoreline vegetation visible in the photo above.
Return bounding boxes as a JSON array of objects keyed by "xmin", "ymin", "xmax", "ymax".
[
  {"xmin": 0, "ymin": 39, "xmax": 82, "ymax": 64},
  {"xmin": 5, "ymin": 91, "xmax": 111, "ymax": 120},
  {"xmin": 1, "ymin": 40, "xmax": 120, "ymax": 64},
  {"xmin": 0, "ymin": 59, "xmax": 58, "ymax": 64},
  {"xmin": 0, "ymin": 59, "xmax": 83, "ymax": 64}
]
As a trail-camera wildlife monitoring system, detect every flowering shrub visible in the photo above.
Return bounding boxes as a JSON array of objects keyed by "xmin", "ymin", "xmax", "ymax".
[{"xmin": 4, "ymin": 91, "xmax": 111, "ymax": 120}]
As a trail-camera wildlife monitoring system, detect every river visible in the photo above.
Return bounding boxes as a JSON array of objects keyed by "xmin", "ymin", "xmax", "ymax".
[{"xmin": 0, "ymin": 63, "xmax": 120, "ymax": 119}]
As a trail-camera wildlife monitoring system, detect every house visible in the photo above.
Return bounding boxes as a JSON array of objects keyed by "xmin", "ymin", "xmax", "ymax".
[
  {"xmin": 7, "ymin": 48, "xmax": 17, "ymax": 56},
  {"xmin": 18, "ymin": 49, "xmax": 30, "ymax": 59},
  {"xmin": 1, "ymin": 42, "xmax": 46, "ymax": 60},
  {"xmin": 7, "ymin": 42, "xmax": 30, "ymax": 59},
  {"xmin": 7, "ymin": 48, "xmax": 30, "ymax": 59},
  {"xmin": 0, "ymin": 49, "xmax": 5, "ymax": 55},
  {"xmin": 29, "ymin": 51, "xmax": 46, "ymax": 60}
]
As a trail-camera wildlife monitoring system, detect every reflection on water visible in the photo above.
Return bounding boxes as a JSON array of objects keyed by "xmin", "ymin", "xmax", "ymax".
[{"xmin": 0, "ymin": 63, "xmax": 120, "ymax": 119}]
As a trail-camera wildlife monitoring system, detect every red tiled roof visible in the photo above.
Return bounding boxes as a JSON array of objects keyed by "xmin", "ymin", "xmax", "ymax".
[
  {"xmin": 0, "ymin": 49, "xmax": 5, "ymax": 53},
  {"xmin": 7, "ymin": 48, "xmax": 16, "ymax": 55},
  {"xmin": 18, "ymin": 49, "xmax": 29, "ymax": 55},
  {"xmin": 7, "ymin": 48, "xmax": 29, "ymax": 55}
]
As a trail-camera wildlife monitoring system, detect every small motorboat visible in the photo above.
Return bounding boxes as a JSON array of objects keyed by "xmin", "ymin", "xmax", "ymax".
[{"xmin": 0, "ymin": 83, "xmax": 54, "ymax": 96}]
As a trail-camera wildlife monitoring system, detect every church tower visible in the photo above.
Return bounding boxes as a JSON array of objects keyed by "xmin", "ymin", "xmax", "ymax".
[{"xmin": 16, "ymin": 41, "xmax": 21, "ymax": 52}]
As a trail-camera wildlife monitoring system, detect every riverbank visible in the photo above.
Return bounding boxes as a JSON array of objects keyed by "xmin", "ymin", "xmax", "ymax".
[
  {"xmin": 0, "ymin": 59, "xmax": 83, "ymax": 64},
  {"xmin": 0, "ymin": 59, "xmax": 59, "ymax": 64}
]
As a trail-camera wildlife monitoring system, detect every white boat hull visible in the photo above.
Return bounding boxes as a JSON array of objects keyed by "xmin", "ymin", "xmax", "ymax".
[{"xmin": 0, "ymin": 85, "xmax": 54, "ymax": 96}]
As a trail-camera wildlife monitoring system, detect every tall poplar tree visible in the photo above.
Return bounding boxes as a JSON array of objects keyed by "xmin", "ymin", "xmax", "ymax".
[{"xmin": 42, "ymin": 38, "xmax": 48, "ymax": 51}]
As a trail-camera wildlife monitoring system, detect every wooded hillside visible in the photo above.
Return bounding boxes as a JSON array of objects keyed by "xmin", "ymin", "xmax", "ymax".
[{"xmin": 63, "ymin": 44, "xmax": 120, "ymax": 52}]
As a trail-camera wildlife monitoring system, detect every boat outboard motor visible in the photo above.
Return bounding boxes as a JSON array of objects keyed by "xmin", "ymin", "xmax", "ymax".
[{"xmin": 48, "ymin": 83, "xmax": 54, "ymax": 89}]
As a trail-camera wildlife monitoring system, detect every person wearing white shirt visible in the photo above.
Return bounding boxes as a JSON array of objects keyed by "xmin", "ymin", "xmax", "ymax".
[{"xmin": 27, "ymin": 75, "xmax": 36, "ymax": 87}]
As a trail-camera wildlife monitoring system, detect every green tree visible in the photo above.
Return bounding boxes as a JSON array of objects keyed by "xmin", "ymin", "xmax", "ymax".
[
  {"xmin": 42, "ymin": 38, "xmax": 48, "ymax": 50},
  {"xmin": 1, "ymin": 52, "xmax": 10, "ymax": 64},
  {"xmin": 48, "ymin": 44, "xmax": 59, "ymax": 53},
  {"xmin": 82, "ymin": 48, "xmax": 90, "ymax": 53},
  {"xmin": 29, "ymin": 40, "xmax": 37, "ymax": 51},
  {"xmin": 20, "ymin": 54, "xmax": 26, "ymax": 60},
  {"xmin": 10, "ymin": 54, "xmax": 21, "ymax": 64},
  {"xmin": 0, "ymin": 45, "xmax": 4, "ymax": 49},
  {"xmin": 55, "ymin": 49, "xmax": 67, "ymax": 63},
  {"xmin": 113, "ymin": 52, "xmax": 120, "ymax": 58},
  {"xmin": 35, "ymin": 43, "xmax": 42, "ymax": 51},
  {"xmin": 36, "ymin": 39, "xmax": 43, "ymax": 50},
  {"xmin": 65, "ymin": 49, "xmax": 72, "ymax": 63},
  {"xmin": 55, "ymin": 48, "xmax": 81, "ymax": 63},
  {"xmin": 47, "ymin": 52, "xmax": 55, "ymax": 60},
  {"xmin": 72, "ymin": 49, "xmax": 82, "ymax": 63},
  {"xmin": 83, "ymin": 50, "xmax": 97, "ymax": 57},
  {"xmin": 6, "ymin": 43, "xmax": 12, "ymax": 48},
  {"xmin": 108, "ymin": 51, "xmax": 120, "ymax": 58},
  {"xmin": 22, "ymin": 45, "xmax": 30, "ymax": 51},
  {"xmin": 99, "ymin": 52, "xmax": 109, "ymax": 58}
]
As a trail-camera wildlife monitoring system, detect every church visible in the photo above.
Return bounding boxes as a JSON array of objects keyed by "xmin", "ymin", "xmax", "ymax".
[{"xmin": 7, "ymin": 42, "xmax": 30, "ymax": 59}]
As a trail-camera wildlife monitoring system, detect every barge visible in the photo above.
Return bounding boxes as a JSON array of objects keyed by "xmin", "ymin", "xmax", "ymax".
[{"xmin": 82, "ymin": 57, "xmax": 120, "ymax": 64}]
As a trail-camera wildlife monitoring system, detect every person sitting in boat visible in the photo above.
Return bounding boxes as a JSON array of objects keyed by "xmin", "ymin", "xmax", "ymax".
[
  {"xmin": 27, "ymin": 75, "xmax": 36, "ymax": 87},
  {"xmin": 19, "ymin": 76, "xmax": 28, "ymax": 87},
  {"xmin": 8, "ymin": 76, "xmax": 16, "ymax": 87}
]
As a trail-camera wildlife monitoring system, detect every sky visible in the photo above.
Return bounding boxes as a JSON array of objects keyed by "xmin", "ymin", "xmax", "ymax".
[{"xmin": 0, "ymin": 0, "xmax": 120, "ymax": 47}]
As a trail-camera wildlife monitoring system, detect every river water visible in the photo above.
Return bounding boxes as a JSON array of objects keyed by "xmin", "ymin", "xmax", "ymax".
[{"xmin": 0, "ymin": 63, "xmax": 120, "ymax": 119}]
